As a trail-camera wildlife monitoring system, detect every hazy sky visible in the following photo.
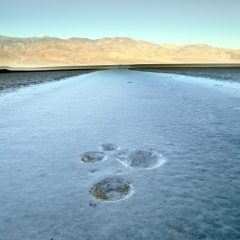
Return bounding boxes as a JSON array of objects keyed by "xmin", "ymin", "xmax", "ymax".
[{"xmin": 1, "ymin": 0, "xmax": 240, "ymax": 49}]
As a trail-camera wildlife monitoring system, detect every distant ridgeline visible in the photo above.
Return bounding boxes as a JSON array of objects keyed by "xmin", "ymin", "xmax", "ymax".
[{"xmin": 0, "ymin": 35, "xmax": 240, "ymax": 67}]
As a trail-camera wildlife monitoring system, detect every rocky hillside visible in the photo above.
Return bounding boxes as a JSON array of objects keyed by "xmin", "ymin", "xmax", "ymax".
[{"xmin": 1, "ymin": 35, "xmax": 240, "ymax": 67}]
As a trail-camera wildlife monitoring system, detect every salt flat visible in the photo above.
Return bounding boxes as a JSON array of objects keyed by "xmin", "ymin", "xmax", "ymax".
[{"xmin": 0, "ymin": 69, "xmax": 239, "ymax": 239}]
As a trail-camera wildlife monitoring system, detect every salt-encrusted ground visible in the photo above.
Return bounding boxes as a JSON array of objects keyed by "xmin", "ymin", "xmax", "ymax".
[
  {"xmin": 0, "ymin": 69, "xmax": 239, "ymax": 239},
  {"xmin": 0, "ymin": 70, "xmax": 94, "ymax": 93}
]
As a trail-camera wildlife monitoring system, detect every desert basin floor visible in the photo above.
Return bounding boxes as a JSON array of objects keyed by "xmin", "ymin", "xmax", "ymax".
[{"xmin": 0, "ymin": 69, "xmax": 239, "ymax": 240}]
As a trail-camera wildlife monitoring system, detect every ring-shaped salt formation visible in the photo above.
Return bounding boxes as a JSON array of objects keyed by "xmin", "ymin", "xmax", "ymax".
[
  {"xmin": 90, "ymin": 177, "xmax": 133, "ymax": 201},
  {"xmin": 80, "ymin": 151, "xmax": 107, "ymax": 163},
  {"xmin": 99, "ymin": 143, "xmax": 121, "ymax": 151},
  {"xmin": 117, "ymin": 148, "xmax": 165, "ymax": 169}
]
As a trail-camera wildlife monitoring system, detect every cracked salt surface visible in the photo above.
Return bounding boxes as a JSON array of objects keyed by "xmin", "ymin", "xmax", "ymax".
[{"xmin": 0, "ymin": 69, "xmax": 240, "ymax": 239}]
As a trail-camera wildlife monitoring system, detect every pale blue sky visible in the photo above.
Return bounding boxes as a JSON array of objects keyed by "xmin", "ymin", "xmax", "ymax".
[{"xmin": 1, "ymin": 0, "xmax": 240, "ymax": 49}]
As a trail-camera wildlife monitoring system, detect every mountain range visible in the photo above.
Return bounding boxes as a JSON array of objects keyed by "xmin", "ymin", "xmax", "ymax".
[{"xmin": 1, "ymin": 35, "xmax": 240, "ymax": 67}]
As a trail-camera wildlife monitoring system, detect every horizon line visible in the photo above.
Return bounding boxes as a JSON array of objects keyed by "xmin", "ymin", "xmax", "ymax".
[{"xmin": 1, "ymin": 63, "xmax": 240, "ymax": 72}]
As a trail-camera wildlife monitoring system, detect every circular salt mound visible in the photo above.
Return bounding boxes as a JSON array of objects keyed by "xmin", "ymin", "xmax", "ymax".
[
  {"xmin": 118, "ymin": 148, "xmax": 164, "ymax": 169},
  {"xmin": 99, "ymin": 143, "xmax": 121, "ymax": 151},
  {"xmin": 80, "ymin": 152, "xmax": 106, "ymax": 163},
  {"xmin": 90, "ymin": 178, "xmax": 132, "ymax": 201}
]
